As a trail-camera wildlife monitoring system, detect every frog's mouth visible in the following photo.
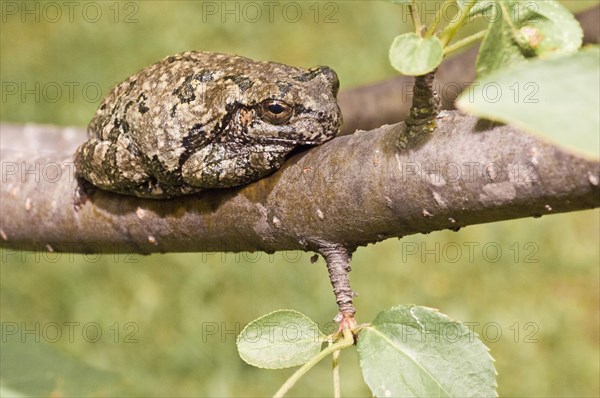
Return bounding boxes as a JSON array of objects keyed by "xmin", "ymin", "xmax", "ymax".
[
  {"xmin": 260, "ymin": 137, "xmax": 324, "ymax": 146},
  {"xmin": 284, "ymin": 143, "xmax": 321, "ymax": 160}
]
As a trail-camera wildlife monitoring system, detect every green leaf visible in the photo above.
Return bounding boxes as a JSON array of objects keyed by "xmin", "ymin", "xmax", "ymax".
[
  {"xmin": 357, "ymin": 305, "xmax": 497, "ymax": 398},
  {"xmin": 237, "ymin": 309, "xmax": 324, "ymax": 369},
  {"xmin": 519, "ymin": 1, "xmax": 582, "ymax": 57},
  {"xmin": 458, "ymin": 47, "xmax": 600, "ymax": 158},
  {"xmin": 476, "ymin": 0, "xmax": 583, "ymax": 78},
  {"xmin": 389, "ymin": 33, "xmax": 444, "ymax": 76}
]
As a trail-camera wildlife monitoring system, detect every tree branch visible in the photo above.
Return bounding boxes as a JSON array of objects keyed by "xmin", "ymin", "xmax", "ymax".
[{"xmin": 2, "ymin": 112, "xmax": 598, "ymax": 255}]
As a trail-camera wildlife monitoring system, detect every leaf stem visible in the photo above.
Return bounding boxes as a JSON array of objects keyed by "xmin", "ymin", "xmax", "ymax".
[
  {"xmin": 426, "ymin": 0, "xmax": 455, "ymax": 37},
  {"xmin": 440, "ymin": 1, "xmax": 477, "ymax": 46},
  {"xmin": 409, "ymin": 1, "xmax": 424, "ymax": 37},
  {"xmin": 332, "ymin": 344, "xmax": 341, "ymax": 398},
  {"xmin": 443, "ymin": 30, "xmax": 486, "ymax": 55},
  {"xmin": 273, "ymin": 332, "xmax": 354, "ymax": 398}
]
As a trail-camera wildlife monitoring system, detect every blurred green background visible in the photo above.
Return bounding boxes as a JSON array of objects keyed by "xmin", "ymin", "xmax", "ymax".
[{"xmin": 1, "ymin": 1, "xmax": 598, "ymax": 397}]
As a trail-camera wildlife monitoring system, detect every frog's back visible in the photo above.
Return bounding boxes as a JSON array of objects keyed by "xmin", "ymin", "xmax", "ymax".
[{"xmin": 87, "ymin": 52, "xmax": 249, "ymax": 141}]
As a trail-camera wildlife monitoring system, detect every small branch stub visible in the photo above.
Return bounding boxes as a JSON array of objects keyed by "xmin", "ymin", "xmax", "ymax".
[
  {"xmin": 399, "ymin": 70, "xmax": 441, "ymax": 150},
  {"xmin": 319, "ymin": 244, "xmax": 357, "ymax": 330}
]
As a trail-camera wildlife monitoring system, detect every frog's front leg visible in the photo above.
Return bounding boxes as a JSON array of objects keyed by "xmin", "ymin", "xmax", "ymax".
[
  {"xmin": 181, "ymin": 143, "xmax": 290, "ymax": 189},
  {"xmin": 74, "ymin": 134, "xmax": 150, "ymax": 194}
]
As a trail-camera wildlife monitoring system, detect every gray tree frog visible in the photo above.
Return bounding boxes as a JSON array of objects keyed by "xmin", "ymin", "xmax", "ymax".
[{"xmin": 74, "ymin": 51, "xmax": 342, "ymax": 198}]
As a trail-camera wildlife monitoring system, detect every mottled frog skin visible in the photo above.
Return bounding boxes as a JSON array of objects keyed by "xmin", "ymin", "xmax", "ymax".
[{"xmin": 74, "ymin": 51, "xmax": 342, "ymax": 198}]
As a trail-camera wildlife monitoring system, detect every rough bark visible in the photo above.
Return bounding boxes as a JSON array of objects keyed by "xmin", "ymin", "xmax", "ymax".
[
  {"xmin": 319, "ymin": 244, "xmax": 356, "ymax": 322},
  {"xmin": 2, "ymin": 112, "xmax": 599, "ymax": 255}
]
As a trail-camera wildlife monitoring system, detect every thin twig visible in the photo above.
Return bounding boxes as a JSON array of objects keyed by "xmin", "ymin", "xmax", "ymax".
[
  {"xmin": 443, "ymin": 30, "xmax": 486, "ymax": 55},
  {"xmin": 319, "ymin": 244, "xmax": 356, "ymax": 322}
]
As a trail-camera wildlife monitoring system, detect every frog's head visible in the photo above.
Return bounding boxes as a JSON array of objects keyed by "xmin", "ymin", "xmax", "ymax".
[{"xmin": 236, "ymin": 65, "xmax": 343, "ymax": 147}]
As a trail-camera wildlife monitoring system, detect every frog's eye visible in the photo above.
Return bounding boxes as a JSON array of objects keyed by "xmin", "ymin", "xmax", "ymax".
[{"xmin": 259, "ymin": 99, "xmax": 293, "ymax": 125}]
